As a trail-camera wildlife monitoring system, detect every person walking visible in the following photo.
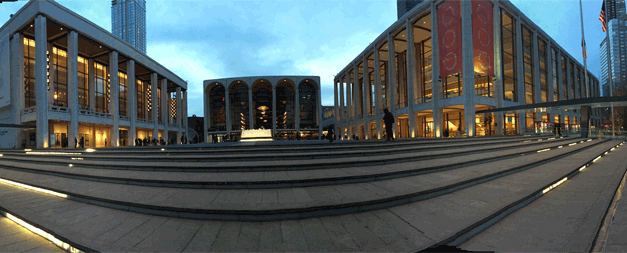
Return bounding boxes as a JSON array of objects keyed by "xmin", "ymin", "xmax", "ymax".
[
  {"xmin": 79, "ymin": 137, "xmax": 84, "ymax": 148},
  {"xmin": 557, "ymin": 123, "xmax": 563, "ymax": 137},
  {"xmin": 327, "ymin": 127, "xmax": 335, "ymax": 143},
  {"xmin": 383, "ymin": 108, "xmax": 395, "ymax": 141}
]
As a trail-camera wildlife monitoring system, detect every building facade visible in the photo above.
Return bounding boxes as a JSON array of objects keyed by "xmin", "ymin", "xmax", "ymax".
[
  {"xmin": 0, "ymin": 0, "xmax": 187, "ymax": 149},
  {"xmin": 203, "ymin": 76, "xmax": 322, "ymax": 142},
  {"xmin": 601, "ymin": 0, "xmax": 627, "ymax": 97},
  {"xmin": 335, "ymin": 0, "xmax": 601, "ymax": 140},
  {"xmin": 398, "ymin": 0, "xmax": 425, "ymax": 19},
  {"xmin": 112, "ymin": 0, "xmax": 146, "ymax": 54}
]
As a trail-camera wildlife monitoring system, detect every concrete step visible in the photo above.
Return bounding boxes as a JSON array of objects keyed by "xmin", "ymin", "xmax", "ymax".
[
  {"xmin": 0, "ymin": 137, "xmax": 579, "ymax": 172},
  {"xmin": 0, "ymin": 139, "xmax": 612, "ymax": 221},
  {"xmin": 0, "ymin": 138, "xmax": 591, "ymax": 189}
]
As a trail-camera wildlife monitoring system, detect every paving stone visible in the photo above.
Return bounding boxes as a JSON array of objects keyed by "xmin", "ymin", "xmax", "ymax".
[
  {"xmin": 258, "ymin": 222, "xmax": 283, "ymax": 252},
  {"xmin": 319, "ymin": 215, "xmax": 360, "ymax": 251},
  {"xmin": 113, "ymin": 216, "xmax": 168, "ymax": 248},
  {"xmin": 292, "ymin": 188, "xmax": 314, "ymax": 203},
  {"xmin": 299, "ymin": 218, "xmax": 333, "ymax": 252},
  {"xmin": 95, "ymin": 214, "xmax": 150, "ymax": 243},
  {"xmin": 341, "ymin": 218, "xmax": 388, "ymax": 251},
  {"xmin": 277, "ymin": 188, "xmax": 296, "ymax": 204},
  {"xmin": 260, "ymin": 189, "xmax": 279, "ymax": 204},
  {"xmin": 234, "ymin": 222, "xmax": 261, "ymax": 252},
  {"xmin": 133, "ymin": 219, "xmax": 201, "ymax": 252},
  {"xmin": 353, "ymin": 211, "xmax": 405, "ymax": 245},
  {"xmin": 280, "ymin": 219, "xmax": 309, "ymax": 252},
  {"xmin": 208, "ymin": 222, "xmax": 241, "ymax": 252},
  {"xmin": 182, "ymin": 221, "xmax": 223, "ymax": 252}
]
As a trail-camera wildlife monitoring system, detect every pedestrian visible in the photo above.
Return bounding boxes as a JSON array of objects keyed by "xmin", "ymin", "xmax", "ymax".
[
  {"xmin": 74, "ymin": 137, "xmax": 77, "ymax": 148},
  {"xmin": 327, "ymin": 127, "xmax": 335, "ymax": 143},
  {"xmin": 79, "ymin": 137, "xmax": 84, "ymax": 148},
  {"xmin": 383, "ymin": 108, "xmax": 395, "ymax": 141},
  {"xmin": 557, "ymin": 123, "xmax": 563, "ymax": 137}
]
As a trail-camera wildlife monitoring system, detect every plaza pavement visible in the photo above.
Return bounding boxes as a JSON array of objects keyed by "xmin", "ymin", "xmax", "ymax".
[{"xmin": 0, "ymin": 135, "xmax": 623, "ymax": 252}]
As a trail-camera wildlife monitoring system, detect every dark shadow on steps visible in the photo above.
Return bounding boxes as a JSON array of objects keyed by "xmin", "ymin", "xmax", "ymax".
[{"xmin": 418, "ymin": 245, "xmax": 495, "ymax": 252}]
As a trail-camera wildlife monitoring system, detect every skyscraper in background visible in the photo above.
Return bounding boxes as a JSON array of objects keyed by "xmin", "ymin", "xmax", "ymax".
[
  {"xmin": 600, "ymin": 0, "xmax": 627, "ymax": 97},
  {"xmin": 112, "ymin": 0, "xmax": 146, "ymax": 54},
  {"xmin": 397, "ymin": 0, "xmax": 424, "ymax": 19}
]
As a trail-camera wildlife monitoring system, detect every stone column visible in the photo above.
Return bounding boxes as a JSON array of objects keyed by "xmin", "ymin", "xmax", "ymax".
[
  {"xmin": 339, "ymin": 76, "xmax": 345, "ymax": 124},
  {"xmin": 161, "ymin": 78, "xmax": 168, "ymax": 143},
  {"xmin": 547, "ymin": 41, "xmax": 554, "ymax": 102},
  {"xmin": 225, "ymin": 88, "xmax": 231, "ymax": 136},
  {"xmin": 406, "ymin": 19, "xmax": 417, "ymax": 138},
  {"xmin": 151, "ymin": 73, "xmax": 158, "ymax": 139},
  {"xmin": 109, "ymin": 51, "xmax": 119, "ymax": 146},
  {"xmin": 11, "ymin": 33, "xmax": 25, "ymax": 148},
  {"xmin": 35, "ymin": 15, "xmax": 48, "ymax": 149},
  {"xmin": 515, "ymin": 16, "xmax": 525, "ymax": 135},
  {"xmin": 461, "ymin": 0, "xmax": 475, "ymax": 137},
  {"xmin": 353, "ymin": 64, "xmax": 359, "ymax": 136},
  {"xmin": 203, "ymin": 85, "xmax": 209, "ymax": 143},
  {"xmin": 431, "ymin": 2, "xmax": 442, "ymax": 138},
  {"xmin": 88, "ymin": 58, "xmax": 95, "ymax": 111},
  {"xmin": 127, "ymin": 59, "xmax": 136, "ymax": 145},
  {"xmin": 334, "ymin": 80, "xmax": 339, "ymax": 130},
  {"xmin": 295, "ymin": 86, "xmax": 300, "ymax": 131},
  {"xmin": 362, "ymin": 55, "xmax": 370, "ymax": 139},
  {"xmin": 387, "ymin": 34, "xmax": 398, "ymax": 138},
  {"xmin": 493, "ymin": 4, "xmax": 504, "ymax": 136},
  {"xmin": 183, "ymin": 89, "xmax": 188, "ymax": 132},
  {"xmin": 272, "ymin": 84, "xmax": 276, "ymax": 134},
  {"xmin": 374, "ymin": 46, "xmax": 383, "ymax": 139},
  {"xmin": 317, "ymin": 79, "xmax": 323, "ymax": 138},
  {"xmin": 533, "ymin": 31, "xmax": 542, "ymax": 125},
  {"xmin": 247, "ymin": 85, "xmax": 253, "ymax": 130},
  {"xmin": 176, "ymin": 86, "xmax": 182, "ymax": 143}
]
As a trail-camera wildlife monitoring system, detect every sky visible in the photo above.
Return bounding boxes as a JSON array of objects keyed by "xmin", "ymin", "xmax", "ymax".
[{"xmin": 0, "ymin": 0, "xmax": 610, "ymax": 117}]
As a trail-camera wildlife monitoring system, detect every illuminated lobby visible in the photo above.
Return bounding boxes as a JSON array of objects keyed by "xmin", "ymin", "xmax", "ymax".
[
  {"xmin": 203, "ymin": 76, "xmax": 323, "ymax": 142},
  {"xmin": 334, "ymin": 0, "xmax": 602, "ymax": 140},
  {"xmin": 0, "ymin": 0, "xmax": 188, "ymax": 149}
]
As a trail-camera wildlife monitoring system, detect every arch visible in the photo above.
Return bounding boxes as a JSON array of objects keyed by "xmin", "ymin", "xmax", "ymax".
[
  {"xmin": 207, "ymin": 83, "xmax": 226, "ymax": 131},
  {"xmin": 276, "ymin": 79, "xmax": 296, "ymax": 129},
  {"xmin": 229, "ymin": 82, "xmax": 250, "ymax": 131},
  {"xmin": 252, "ymin": 79, "xmax": 273, "ymax": 130},
  {"xmin": 227, "ymin": 79, "xmax": 248, "ymax": 91},
  {"xmin": 298, "ymin": 81, "xmax": 318, "ymax": 129}
]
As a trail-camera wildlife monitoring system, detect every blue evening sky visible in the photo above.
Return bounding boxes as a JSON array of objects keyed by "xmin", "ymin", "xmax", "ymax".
[{"xmin": 0, "ymin": 0, "xmax": 608, "ymax": 117}]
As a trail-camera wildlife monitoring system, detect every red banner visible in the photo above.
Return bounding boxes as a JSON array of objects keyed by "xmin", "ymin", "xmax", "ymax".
[
  {"xmin": 438, "ymin": 0, "xmax": 462, "ymax": 78},
  {"xmin": 472, "ymin": 0, "xmax": 494, "ymax": 76}
]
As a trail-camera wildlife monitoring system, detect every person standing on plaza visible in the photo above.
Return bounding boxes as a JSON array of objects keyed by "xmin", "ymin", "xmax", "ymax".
[
  {"xmin": 383, "ymin": 108, "xmax": 395, "ymax": 141},
  {"xmin": 79, "ymin": 137, "xmax": 84, "ymax": 148}
]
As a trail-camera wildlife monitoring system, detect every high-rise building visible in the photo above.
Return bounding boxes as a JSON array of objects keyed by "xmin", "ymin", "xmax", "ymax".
[
  {"xmin": 112, "ymin": 0, "xmax": 146, "ymax": 54},
  {"xmin": 397, "ymin": 0, "xmax": 424, "ymax": 19},
  {"xmin": 600, "ymin": 0, "xmax": 627, "ymax": 97}
]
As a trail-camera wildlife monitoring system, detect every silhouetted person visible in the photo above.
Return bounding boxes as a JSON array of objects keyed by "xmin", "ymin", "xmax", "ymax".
[
  {"xmin": 74, "ymin": 137, "xmax": 77, "ymax": 148},
  {"xmin": 383, "ymin": 108, "xmax": 395, "ymax": 141},
  {"xmin": 160, "ymin": 138, "xmax": 165, "ymax": 145},
  {"xmin": 21, "ymin": 139, "xmax": 26, "ymax": 149},
  {"xmin": 152, "ymin": 138, "xmax": 157, "ymax": 146},
  {"xmin": 79, "ymin": 137, "xmax": 84, "ymax": 148},
  {"xmin": 557, "ymin": 123, "xmax": 563, "ymax": 137},
  {"xmin": 143, "ymin": 137, "xmax": 149, "ymax": 146},
  {"xmin": 327, "ymin": 128, "xmax": 335, "ymax": 143}
]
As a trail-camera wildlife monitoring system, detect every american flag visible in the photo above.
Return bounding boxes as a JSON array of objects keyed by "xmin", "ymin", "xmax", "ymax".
[{"xmin": 600, "ymin": 1, "xmax": 607, "ymax": 32}]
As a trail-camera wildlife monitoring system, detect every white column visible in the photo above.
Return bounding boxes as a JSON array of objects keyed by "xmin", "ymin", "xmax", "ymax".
[
  {"xmin": 11, "ymin": 33, "xmax": 25, "ymax": 148},
  {"xmin": 533, "ymin": 31, "xmax": 542, "ymax": 125},
  {"xmin": 387, "ymin": 34, "xmax": 398, "ymax": 139},
  {"xmin": 339, "ymin": 76, "xmax": 345, "ymax": 124},
  {"xmin": 406, "ymin": 19, "xmax": 417, "ymax": 138},
  {"xmin": 493, "ymin": 4, "xmax": 504, "ymax": 136},
  {"xmin": 362, "ymin": 55, "xmax": 370, "ymax": 139},
  {"xmin": 317, "ymin": 79, "xmax": 322, "ymax": 138},
  {"xmin": 160, "ymin": 78, "xmax": 168, "ymax": 143},
  {"xmin": 88, "ymin": 58, "xmax": 95, "ymax": 111},
  {"xmin": 461, "ymin": 0, "xmax": 475, "ymax": 137},
  {"xmin": 353, "ymin": 64, "xmax": 359, "ymax": 136},
  {"xmin": 547, "ymin": 41, "xmax": 554, "ymax": 102},
  {"xmin": 183, "ymin": 89, "xmax": 188, "ymax": 133},
  {"xmin": 151, "ymin": 73, "xmax": 158, "ymax": 139},
  {"xmin": 35, "ymin": 15, "xmax": 48, "ymax": 149},
  {"xmin": 431, "ymin": 3, "xmax": 442, "ymax": 138},
  {"xmin": 272, "ymin": 85, "xmax": 276, "ymax": 133},
  {"xmin": 374, "ymin": 46, "xmax": 383, "ymax": 139},
  {"xmin": 225, "ymin": 88, "xmax": 231, "ymax": 135},
  {"xmin": 248, "ymin": 86, "xmax": 253, "ymax": 130},
  {"xmin": 176, "ymin": 86, "xmax": 182, "ymax": 143},
  {"xmin": 109, "ymin": 51, "xmax": 119, "ymax": 146},
  {"xmin": 127, "ymin": 59, "xmax": 136, "ymax": 145},
  {"xmin": 515, "ymin": 16, "xmax": 525, "ymax": 135},
  {"xmin": 295, "ymin": 86, "xmax": 300, "ymax": 131}
]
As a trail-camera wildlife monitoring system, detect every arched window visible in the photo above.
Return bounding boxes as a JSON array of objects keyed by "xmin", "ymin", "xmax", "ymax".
[
  {"xmin": 209, "ymin": 84, "xmax": 226, "ymax": 131},
  {"xmin": 299, "ymin": 81, "xmax": 317, "ymax": 129},
  {"xmin": 229, "ymin": 82, "xmax": 249, "ymax": 131},
  {"xmin": 276, "ymin": 80, "xmax": 295, "ymax": 129},
  {"xmin": 252, "ymin": 80, "xmax": 273, "ymax": 130}
]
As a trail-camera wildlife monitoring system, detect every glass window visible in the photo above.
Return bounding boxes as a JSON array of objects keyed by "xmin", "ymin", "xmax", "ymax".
[
  {"xmin": 522, "ymin": 26, "xmax": 534, "ymax": 104},
  {"xmin": 538, "ymin": 39, "xmax": 548, "ymax": 103},
  {"xmin": 23, "ymin": 37, "xmax": 36, "ymax": 108},
  {"xmin": 118, "ymin": 72, "xmax": 127, "ymax": 116},
  {"xmin": 551, "ymin": 48, "xmax": 559, "ymax": 101},
  {"xmin": 501, "ymin": 11, "xmax": 517, "ymax": 102},
  {"xmin": 52, "ymin": 47, "xmax": 68, "ymax": 107},
  {"xmin": 78, "ymin": 56, "xmax": 89, "ymax": 109},
  {"xmin": 94, "ymin": 62, "xmax": 108, "ymax": 113}
]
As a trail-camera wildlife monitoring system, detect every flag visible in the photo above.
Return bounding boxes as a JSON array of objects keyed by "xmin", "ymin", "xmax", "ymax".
[
  {"xmin": 600, "ymin": 1, "xmax": 607, "ymax": 32},
  {"xmin": 582, "ymin": 39, "xmax": 587, "ymax": 58}
]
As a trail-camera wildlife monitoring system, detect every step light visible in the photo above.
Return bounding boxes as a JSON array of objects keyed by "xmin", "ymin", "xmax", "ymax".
[
  {"xmin": 558, "ymin": 146, "xmax": 563, "ymax": 148},
  {"xmin": 543, "ymin": 177, "xmax": 568, "ymax": 194},
  {"xmin": 593, "ymin": 156, "xmax": 602, "ymax": 163},
  {"xmin": 5, "ymin": 213, "xmax": 82, "ymax": 253},
  {"xmin": 85, "ymin": 149, "xmax": 96, "ymax": 153},
  {"xmin": 0, "ymin": 178, "xmax": 67, "ymax": 198},
  {"xmin": 569, "ymin": 143, "xmax": 577, "ymax": 146},
  {"xmin": 579, "ymin": 165, "xmax": 587, "ymax": 171},
  {"xmin": 26, "ymin": 152, "xmax": 81, "ymax": 155},
  {"xmin": 537, "ymin": 148, "xmax": 550, "ymax": 153}
]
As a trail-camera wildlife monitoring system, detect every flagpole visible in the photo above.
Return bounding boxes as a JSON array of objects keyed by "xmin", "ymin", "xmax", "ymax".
[
  {"xmin": 580, "ymin": 0, "xmax": 590, "ymax": 137},
  {"xmin": 604, "ymin": 0, "xmax": 615, "ymax": 138}
]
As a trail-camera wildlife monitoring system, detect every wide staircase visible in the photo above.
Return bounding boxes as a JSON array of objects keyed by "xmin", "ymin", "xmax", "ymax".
[{"xmin": 0, "ymin": 135, "xmax": 624, "ymax": 252}]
